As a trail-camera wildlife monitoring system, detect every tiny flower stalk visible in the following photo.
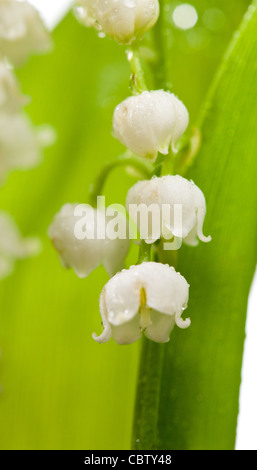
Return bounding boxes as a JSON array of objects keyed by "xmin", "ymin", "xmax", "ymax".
[
  {"xmin": 126, "ymin": 44, "xmax": 148, "ymax": 94},
  {"xmin": 88, "ymin": 151, "xmax": 153, "ymax": 207},
  {"xmin": 137, "ymin": 240, "xmax": 152, "ymax": 264}
]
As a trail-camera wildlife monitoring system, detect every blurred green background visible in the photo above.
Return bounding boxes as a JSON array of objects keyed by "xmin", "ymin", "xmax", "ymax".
[{"xmin": 0, "ymin": 0, "xmax": 252, "ymax": 449}]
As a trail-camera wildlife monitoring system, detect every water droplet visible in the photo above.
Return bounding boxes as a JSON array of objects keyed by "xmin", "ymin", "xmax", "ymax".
[
  {"xmin": 126, "ymin": 50, "xmax": 133, "ymax": 61},
  {"xmin": 124, "ymin": 0, "xmax": 136, "ymax": 8}
]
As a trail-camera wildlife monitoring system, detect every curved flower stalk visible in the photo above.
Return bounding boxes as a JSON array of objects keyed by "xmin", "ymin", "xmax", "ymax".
[
  {"xmin": 74, "ymin": 0, "xmax": 159, "ymax": 44},
  {"xmin": 112, "ymin": 90, "xmax": 189, "ymax": 160},
  {"xmin": 93, "ymin": 262, "xmax": 190, "ymax": 345},
  {"xmin": 0, "ymin": 211, "xmax": 41, "ymax": 280},
  {"xmin": 0, "ymin": 0, "xmax": 51, "ymax": 67},
  {"xmin": 126, "ymin": 174, "xmax": 211, "ymax": 245},
  {"xmin": 0, "ymin": 61, "xmax": 28, "ymax": 113},
  {"xmin": 0, "ymin": 112, "xmax": 44, "ymax": 183},
  {"xmin": 48, "ymin": 203, "xmax": 130, "ymax": 278}
]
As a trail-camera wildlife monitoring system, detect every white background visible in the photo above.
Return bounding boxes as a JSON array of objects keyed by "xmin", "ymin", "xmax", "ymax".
[{"xmin": 28, "ymin": 0, "xmax": 257, "ymax": 450}]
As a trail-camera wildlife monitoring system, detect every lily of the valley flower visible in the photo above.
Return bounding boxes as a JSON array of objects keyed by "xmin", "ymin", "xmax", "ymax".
[
  {"xmin": 112, "ymin": 90, "xmax": 189, "ymax": 160},
  {"xmin": 0, "ymin": 61, "xmax": 28, "ymax": 113},
  {"xmin": 0, "ymin": 0, "xmax": 51, "ymax": 66},
  {"xmin": 93, "ymin": 261, "xmax": 190, "ymax": 344},
  {"xmin": 0, "ymin": 112, "xmax": 42, "ymax": 182},
  {"xmin": 48, "ymin": 203, "xmax": 130, "ymax": 278},
  {"xmin": 126, "ymin": 175, "xmax": 211, "ymax": 245},
  {"xmin": 0, "ymin": 211, "xmax": 41, "ymax": 280},
  {"xmin": 74, "ymin": 0, "xmax": 159, "ymax": 44}
]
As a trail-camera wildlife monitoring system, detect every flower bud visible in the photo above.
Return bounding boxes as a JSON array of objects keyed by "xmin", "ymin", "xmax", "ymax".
[
  {"xmin": 48, "ymin": 203, "xmax": 130, "ymax": 278},
  {"xmin": 0, "ymin": 0, "xmax": 51, "ymax": 66},
  {"xmin": 0, "ymin": 211, "xmax": 41, "ymax": 280},
  {"xmin": 112, "ymin": 90, "xmax": 189, "ymax": 160},
  {"xmin": 93, "ymin": 261, "xmax": 190, "ymax": 344},
  {"xmin": 126, "ymin": 175, "xmax": 211, "ymax": 245},
  {"xmin": 74, "ymin": 0, "xmax": 159, "ymax": 44},
  {"xmin": 0, "ymin": 113, "xmax": 42, "ymax": 183},
  {"xmin": 0, "ymin": 61, "xmax": 28, "ymax": 113}
]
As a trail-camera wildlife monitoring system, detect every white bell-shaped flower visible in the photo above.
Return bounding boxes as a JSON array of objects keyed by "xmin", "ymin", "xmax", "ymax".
[
  {"xmin": 126, "ymin": 175, "xmax": 211, "ymax": 245},
  {"xmin": 0, "ymin": 112, "xmax": 42, "ymax": 183},
  {"xmin": 0, "ymin": 0, "xmax": 51, "ymax": 66},
  {"xmin": 48, "ymin": 203, "xmax": 130, "ymax": 278},
  {"xmin": 0, "ymin": 211, "xmax": 41, "ymax": 280},
  {"xmin": 74, "ymin": 0, "xmax": 159, "ymax": 44},
  {"xmin": 112, "ymin": 90, "xmax": 189, "ymax": 160},
  {"xmin": 93, "ymin": 261, "xmax": 190, "ymax": 345},
  {"xmin": 0, "ymin": 61, "xmax": 28, "ymax": 113}
]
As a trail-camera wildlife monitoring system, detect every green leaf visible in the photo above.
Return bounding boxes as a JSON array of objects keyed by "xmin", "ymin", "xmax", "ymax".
[
  {"xmin": 133, "ymin": 2, "xmax": 257, "ymax": 450},
  {"xmin": 0, "ymin": 14, "xmax": 140, "ymax": 450}
]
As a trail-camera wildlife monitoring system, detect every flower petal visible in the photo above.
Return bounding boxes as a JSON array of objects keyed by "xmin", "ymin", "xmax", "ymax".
[
  {"xmin": 144, "ymin": 309, "xmax": 176, "ymax": 343},
  {"xmin": 104, "ymin": 267, "xmax": 141, "ymax": 326},
  {"xmin": 92, "ymin": 289, "xmax": 112, "ymax": 344}
]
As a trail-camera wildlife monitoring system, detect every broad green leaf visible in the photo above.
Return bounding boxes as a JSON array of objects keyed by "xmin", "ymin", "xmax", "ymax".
[
  {"xmin": 0, "ymin": 14, "xmax": 140, "ymax": 450},
  {"xmin": 133, "ymin": 1, "xmax": 257, "ymax": 450}
]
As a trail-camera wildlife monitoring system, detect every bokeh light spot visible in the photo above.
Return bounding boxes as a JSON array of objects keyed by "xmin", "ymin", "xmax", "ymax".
[
  {"xmin": 172, "ymin": 3, "xmax": 198, "ymax": 30},
  {"xmin": 202, "ymin": 8, "xmax": 226, "ymax": 32}
]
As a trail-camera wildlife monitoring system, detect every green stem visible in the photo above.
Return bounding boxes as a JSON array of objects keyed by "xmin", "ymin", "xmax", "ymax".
[
  {"xmin": 132, "ymin": 339, "xmax": 165, "ymax": 450},
  {"xmin": 126, "ymin": 43, "xmax": 148, "ymax": 94},
  {"xmin": 88, "ymin": 152, "xmax": 153, "ymax": 207},
  {"xmin": 161, "ymin": 153, "xmax": 175, "ymax": 176},
  {"xmin": 151, "ymin": 153, "xmax": 165, "ymax": 177},
  {"xmin": 137, "ymin": 240, "xmax": 152, "ymax": 264},
  {"xmin": 131, "ymin": 2, "xmax": 178, "ymax": 451}
]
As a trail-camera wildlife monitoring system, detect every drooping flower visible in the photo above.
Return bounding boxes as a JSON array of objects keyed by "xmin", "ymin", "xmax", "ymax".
[
  {"xmin": 0, "ymin": 211, "xmax": 41, "ymax": 280},
  {"xmin": 126, "ymin": 174, "xmax": 211, "ymax": 246},
  {"xmin": 0, "ymin": 112, "xmax": 43, "ymax": 183},
  {"xmin": 112, "ymin": 90, "xmax": 189, "ymax": 160},
  {"xmin": 48, "ymin": 203, "xmax": 130, "ymax": 278},
  {"xmin": 93, "ymin": 261, "xmax": 190, "ymax": 344},
  {"xmin": 0, "ymin": 61, "xmax": 28, "ymax": 113},
  {"xmin": 0, "ymin": 0, "xmax": 51, "ymax": 66},
  {"xmin": 74, "ymin": 0, "xmax": 159, "ymax": 44}
]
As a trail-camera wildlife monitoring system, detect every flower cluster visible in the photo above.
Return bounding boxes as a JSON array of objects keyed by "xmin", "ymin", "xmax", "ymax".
[
  {"xmin": 49, "ymin": 0, "xmax": 211, "ymax": 345},
  {"xmin": 0, "ymin": 1, "xmax": 52, "ymax": 278},
  {"xmin": 0, "ymin": 211, "xmax": 41, "ymax": 280},
  {"xmin": 0, "ymin": 0, "xmax": 51, "ymax": 66},
  {"xmin": 0, "ymin": 0, "xmax": 52, "ymax": 183}
]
